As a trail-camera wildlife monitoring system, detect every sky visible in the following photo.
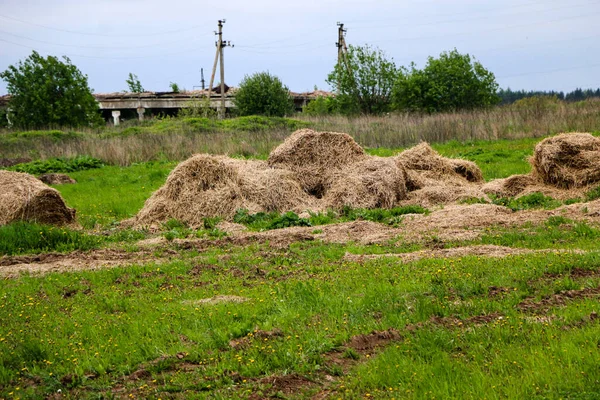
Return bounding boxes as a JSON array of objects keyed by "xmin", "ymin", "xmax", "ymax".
[{"xmin": 0, "ymin": 0, "xmax": 599, "ymax": 95}]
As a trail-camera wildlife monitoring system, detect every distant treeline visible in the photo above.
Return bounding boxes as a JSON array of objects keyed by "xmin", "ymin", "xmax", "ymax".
[{"xmin": 498, "ymin": 87, "xmax": 600, "ymax": 104}]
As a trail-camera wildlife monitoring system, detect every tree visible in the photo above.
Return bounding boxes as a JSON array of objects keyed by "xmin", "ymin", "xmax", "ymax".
[
  {"xmin": 233, "ymin": 72, "xmax": 295, "ymax": 117},
  {"xmin": 169, "ymin": 82, "xmax": 180, "ymax": 93},
  {"xmin": 392, "ymin": 49, "xmax": 500, "ymax": 113},
  {"xmin": 326, "ymin": 44, "xmax": 397, "ymax": 115},
  {"xmin": 126, "ymin": 73, "xmax": 144, "ymax": 93},
  {"xmin": 0, "ymin": 51, "xmax": 102, "ymax": 128}
]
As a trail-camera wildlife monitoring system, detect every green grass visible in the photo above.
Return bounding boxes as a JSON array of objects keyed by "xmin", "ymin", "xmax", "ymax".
[
  {"xmin": 54, "ymin": 161, "xmax": 175, "ymax": 229},
  {"xmin": 104, "ymin": 116, "xmax": 309, "ymax": 137},
  {"xmin": 232, "ymin": 206, "xmax": 429, "ymax": 232},
  {"xmin": 0, "ymin": 222, "xmax": 103, "ymax": 255},
  {"xmin": 0, "ymin": 222, "xmax": 146, "ymax": 256},
  {"xmin": 1, "ymin": 239, "xmax": 600, "ymax": 399},
  {"xmin": 2, "ymin": 132, "xmax": 600, "ymax": 398}
]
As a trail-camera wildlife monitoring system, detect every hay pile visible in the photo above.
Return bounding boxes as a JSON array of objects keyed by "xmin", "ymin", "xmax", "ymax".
[
  {"xmin": 483, "ymin": 132, "xmax": 600, "ymax": 199},
  {"xmin": 132, "ymin": 154, "xmax": 316, "ymax": 228},
  {"xmin": 531, "ymin": 132, "xmax": 600, "ymax": 188},
  {"xmin": 267, "ymin": 129, "xmax": 366, "ymax": 197},
  {"xmin": 0, "ymin": 171, "xmax": 75, "ymax": 226},
  {"xmin": 131, "ymin": 130, "xmax": 492, "ymax": 227},
  {"xmin": 395, "ymin": 143, "xmax": 487, "ymax": 206},
  {"xmin": 325, "ymin": 157, "xmax": 407, "ymax": 209}
]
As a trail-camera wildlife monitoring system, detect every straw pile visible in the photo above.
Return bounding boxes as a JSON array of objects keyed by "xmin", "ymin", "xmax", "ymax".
[
  {"xmin": 482, "ymin": 132, "xmax": 600, "ymax": 199},
  {"xmin": 531, "ymin": 132, "xmax": 600, "ymax": 188},
  {"xmin": 0, "ymin": 171, "xmax": 76, "ymax": 226},
  {"xmin": 132, "ymin": 130, "xmax": 498, "ymax": 226},
  {"xmin": 132, "ymin": 154, "xmax": 316, "ymax": 228},
  {"xmin": 267, "ymin": 129, "xmax": 367, "ymax": 197},
  {"xmin": 395, "ymin": 142, "xmax": 487, "ymax": 206},
  {"xmin": 325, "ymin": 157, "xmax": 407, "ymax": 209}
]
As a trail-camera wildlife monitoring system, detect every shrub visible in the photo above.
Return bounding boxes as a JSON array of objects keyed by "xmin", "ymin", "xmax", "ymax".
[
  {"xmin": 6, "ymin": 156, "xmax": 104, "ymax": 175},
  {"xmin": 233, "ymin": 72, "xmax": 295, "ymax": 117},
  {"xmin": 303, "ymin": 96, "xmax": 339, "ymax": 116}
]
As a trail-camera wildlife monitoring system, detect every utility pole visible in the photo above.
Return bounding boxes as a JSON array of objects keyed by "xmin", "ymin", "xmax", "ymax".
[
  {"xmin": 201, "ymin": 68, "xmax": 205, "ymax": 91},
  {"xmin": 336, "ymin": 22, "xmax": 346, "ymax": 66},
  {"xmin": 207, "ymin": 19, "xmax": 234, "ymax": 119},
  {"xmin": 336, "ymin": 22, "xmax": 352, "ymax": 74}
]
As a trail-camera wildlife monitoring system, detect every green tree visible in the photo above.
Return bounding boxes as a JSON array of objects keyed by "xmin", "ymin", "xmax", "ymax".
[
  {"xmin": 233, "ymin": 72, "xmax": 295, "ymax": 117},
  {"xmin": 0, "ymin": 51, "xmax": 102, "ymax": 128},
  {"xmin": 169, "ymin": 82, "xmax": 180, "ymax": 93},
  {"xmin": 302, "ymin": 95, "xmax": 339, "ymax": 115},
  {"xmin": 326, "ymin": 45, "xmax": 397, "ymax": 115},
  {"xmin": 392, "ymin": 49, "xmax": 500, "ymax": 113},
  {"xmin": 126, "ymin": 73, "xmax": 144, "ymax": 93}
]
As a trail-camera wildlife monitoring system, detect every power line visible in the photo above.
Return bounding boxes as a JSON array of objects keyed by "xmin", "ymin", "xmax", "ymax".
[
  {"xmin": 0, "ymin": 29, "xmax": 212, "ymax": 50},
  {"xmin": 351, "ymin": 0, "xmax": 599, "ymax": 31},
  {"xmin": 0, "ymin": 37, "xmax": 204, "ymax": 60},
  {"xmin": 344, "ymin": 0, "xmax": 565, "ymax": 25},
  {"xmin": 498, "ymin": 62, "xmax": 600, "ymax": 79},
  {"xmin": 368, "ymin": 9, "xmax": 600, "ymax": 45},
  {"xmin": 0, "ymin": 13, "xmax": 206, "ymax": 38}
]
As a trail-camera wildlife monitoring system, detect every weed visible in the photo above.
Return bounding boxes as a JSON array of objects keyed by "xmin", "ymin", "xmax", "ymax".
[
  {"xmin": 4, "ymin": 156, "xmax": 103, "ymax": 175},
  {"xmin": 0, "ymin": 222, "xmax": 102, "ymax": 255},
  {"xmin": 585, "ymin": 185, "xmax": 600, "ymax": 201},
  {"xmin": 490, "ymin": 192, "xmax": 562, "ymax": 211}
]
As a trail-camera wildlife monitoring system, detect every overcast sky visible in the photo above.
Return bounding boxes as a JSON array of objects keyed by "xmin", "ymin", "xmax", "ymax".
[{"xmin": 1, "ymin": 0, "xmax": 599, "ymax": 94}]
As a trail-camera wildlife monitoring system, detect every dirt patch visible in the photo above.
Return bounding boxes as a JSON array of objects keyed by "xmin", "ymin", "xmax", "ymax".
[
  {"xmin": 347, "ymin": 328, "xmax": 401, "ymax": 352},
  {"xmin": 0, "ymin": 157, "xmax": 31, "ymax": 168},
  {"xmin": 543, "ymin": 267, "xmax": 600, "ymax": 280},
  {"xmin": 0, "ymin": 248, "xmax": 177, "ymax": 278},
  {"xmin": 0, "ymin": 170, "xmax": 76, "ymax": 226},
  {"xmin": 488, "ymin": 286, "xmax": 511, "ymax": 298},
  {"xmin": 229, "ymin": 329, "xmax": 284, "ymax": 350},
  {"xmin": 216, "ymin": 221, "xmax": 247, "ymax": 235},
  {"xmin": 324, "ymin": 328, "xmax": 402, "ymax": 375},
  {"xmin": 518, "ymin": 286, "xmax": 600, "ymax": 313},
  {"xmin": 344, "ymin": 245, "xmax": 541, "ymax": 263},
  {"xmin": 38, "ymin": 173, "xmax": 77, "ymax": 185},
  {"xmin": 185, "ymin": 295, "xmax": 250, "ymax": 306},
  {"xmin": 250, "ymin": 374, "xmax": 318, "ymax": 399}
]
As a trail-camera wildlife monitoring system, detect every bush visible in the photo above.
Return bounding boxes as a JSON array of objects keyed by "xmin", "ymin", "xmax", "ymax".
[
  {"xmin": 6, "ymin": 156, "xmax": 104, "ymax": 175},
  {"xmin": 392, "ymin": 49, "xmax": 500, "ymax": 113},
  {"xmin": 233, "ymin": 72, "xmax": 295, "ymax": 117},
  {"xmin": 303, "ymin": 96, "xmax": 339, "ymax": 116}
]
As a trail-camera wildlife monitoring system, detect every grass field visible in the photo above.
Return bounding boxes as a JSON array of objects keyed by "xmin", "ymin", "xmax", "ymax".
[{"xmin": 1, "ymin": 127, "xmax": 600, "ymax": 399}]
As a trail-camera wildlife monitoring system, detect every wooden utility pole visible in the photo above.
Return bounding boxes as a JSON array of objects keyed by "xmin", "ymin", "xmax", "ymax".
[
  {"xmin": 207, "ymin": 19, "xmax": 234, "ymax": 119},
  {"xmin": 336, "ymin": 22, "xmax": 346, "ymax": 65},
  {"xmin": 336, "ymin": 22, "xmax": 352, "ymax": 74}
]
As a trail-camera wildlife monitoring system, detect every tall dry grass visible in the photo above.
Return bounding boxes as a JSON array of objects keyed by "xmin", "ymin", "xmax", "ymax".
[
  {"xmin": 299, "ymin": 98, "xmax": 600, "ymax": 148},
  {"xmin": 2, "ymin": 99, "xmax": 599, "ymax": 165}
]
